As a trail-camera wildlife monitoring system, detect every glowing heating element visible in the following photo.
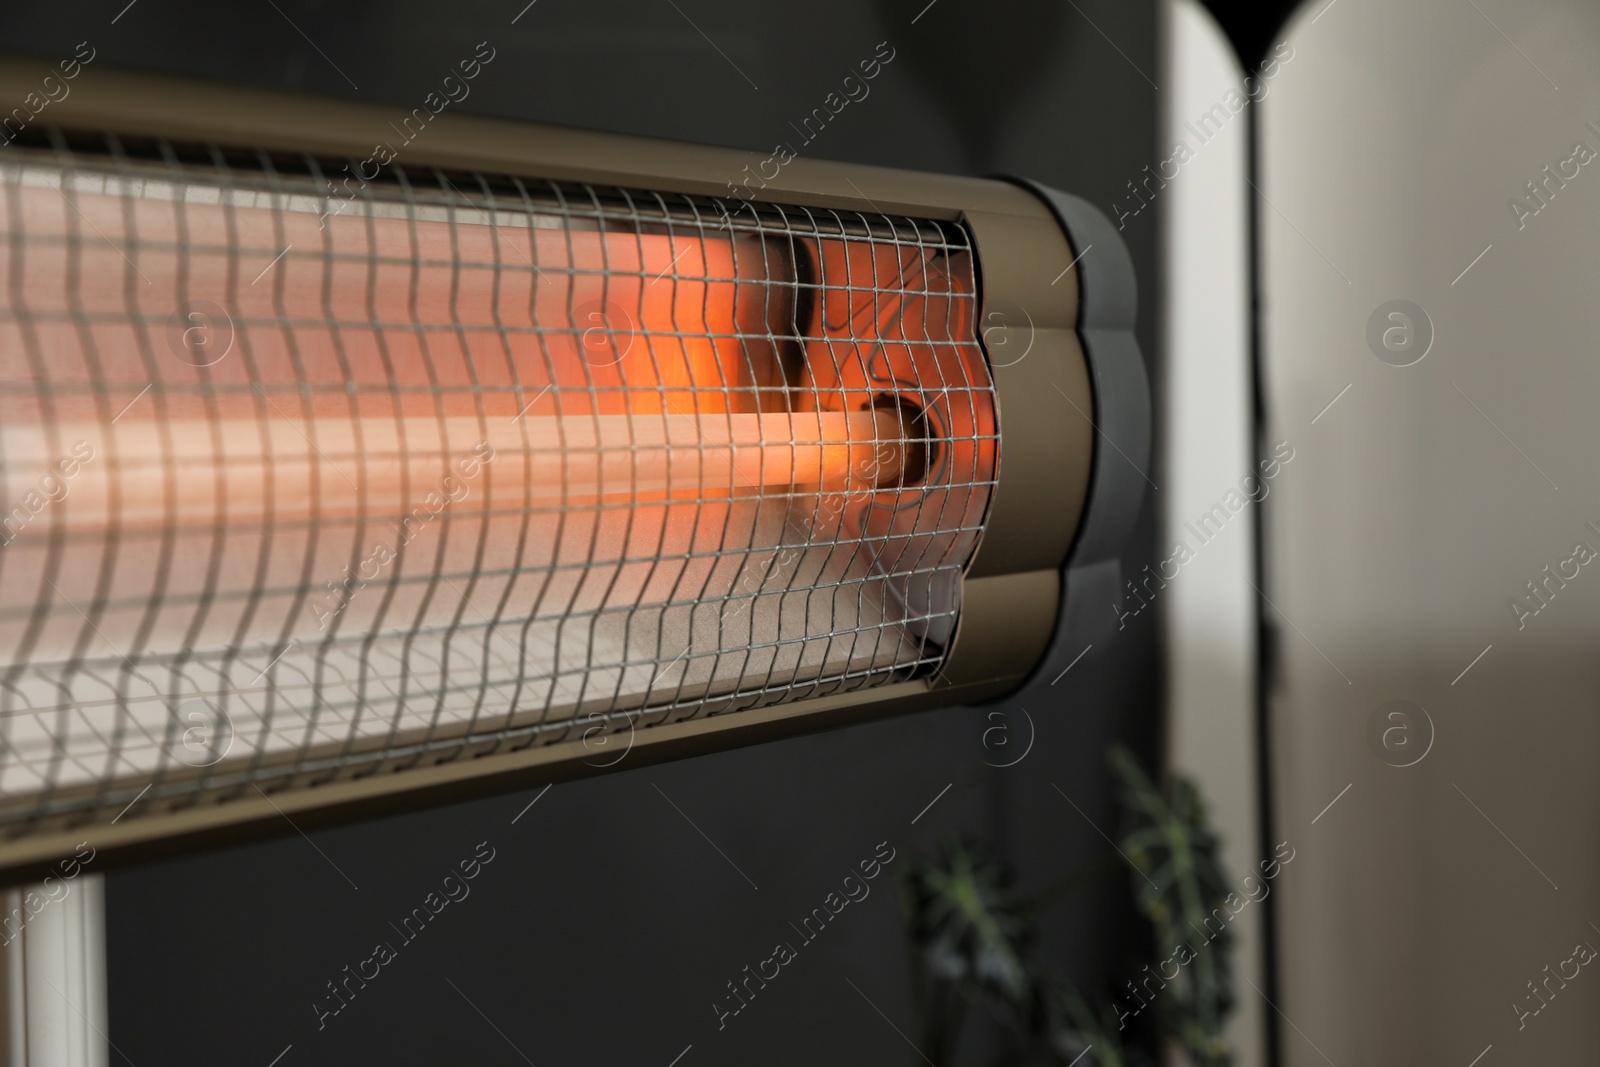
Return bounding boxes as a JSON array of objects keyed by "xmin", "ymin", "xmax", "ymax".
[{"xmin": 0, "ymin": 151, "xmax": 997, "ymax": 809}]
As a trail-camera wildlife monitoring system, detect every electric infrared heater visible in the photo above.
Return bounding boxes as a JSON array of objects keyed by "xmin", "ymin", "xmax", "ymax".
[{"xmin": 0, "ymin": 58, "xmax": 1147, "ymax": 881}]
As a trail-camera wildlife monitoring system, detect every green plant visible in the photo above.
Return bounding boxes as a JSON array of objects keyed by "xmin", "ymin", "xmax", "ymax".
[
  {"xmin": 898, "ymin": 745, "xmax": 1237, "ymax": 1066},
  {"xmin": 1107, "ymin": 748, "xmax": 1234, "ymax": 1067},
  {"xmin": 900, "ymin": 838, "xmax": 1037, "ymax": 1063},
  {"xmin": 1044, "ymin": 979, "xmax": 1136, "ymax": 1067}
]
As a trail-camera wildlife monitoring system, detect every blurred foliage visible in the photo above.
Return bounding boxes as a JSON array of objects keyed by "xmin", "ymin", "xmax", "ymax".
[
  {"xmin": 1107, "ymin": 748, "xmax": 1234, "ymax": 1067},
  {"xmin": 900, "ymin": 838, "xmax": 1038, "ymax": 1062},
  {"xmin": 899, "ymin": 745, "xmax": 1237, "ymax": 1066}
]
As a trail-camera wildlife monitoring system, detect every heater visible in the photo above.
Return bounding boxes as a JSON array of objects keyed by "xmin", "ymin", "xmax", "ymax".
[{"xmin": 0, "ymin": 57, "xmax": 1147, "ymax": 881}]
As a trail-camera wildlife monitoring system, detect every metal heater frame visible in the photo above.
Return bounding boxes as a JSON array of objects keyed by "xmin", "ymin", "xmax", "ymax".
[{"xmin": 0, "ymin": 55, "xmax": 1145, "ymax": 884}]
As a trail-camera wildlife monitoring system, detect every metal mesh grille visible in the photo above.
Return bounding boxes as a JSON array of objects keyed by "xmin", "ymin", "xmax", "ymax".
[{"xmin": 0, "ymin": 132, "xmax": 998, "ymax": 831}]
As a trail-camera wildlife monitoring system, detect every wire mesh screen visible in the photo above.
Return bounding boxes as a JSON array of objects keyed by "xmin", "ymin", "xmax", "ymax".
[{"xmin": 0, "ymin": 132, "xmax": 998, "ymax": 830}]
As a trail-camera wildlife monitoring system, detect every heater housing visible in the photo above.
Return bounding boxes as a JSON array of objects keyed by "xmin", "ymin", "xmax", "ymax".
[{"xmin": 0, "ymin": 56, "xmax": 1146, "ymax": 883}]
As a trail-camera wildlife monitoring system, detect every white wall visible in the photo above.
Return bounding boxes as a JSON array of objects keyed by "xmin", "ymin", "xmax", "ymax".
[
  {"xmin": 1261, "ymin": 0, "xmax": 1600, "ymax": 1062},
  {"xmin": 1159, "ymin": 3, "xmax": 1264, "ymax": 1064}
]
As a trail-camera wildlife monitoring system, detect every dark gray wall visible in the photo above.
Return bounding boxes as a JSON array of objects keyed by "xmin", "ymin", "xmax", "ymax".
[{"xmin": 0, "ymin": 1, "xmax": 1161, "ymax": 1063}]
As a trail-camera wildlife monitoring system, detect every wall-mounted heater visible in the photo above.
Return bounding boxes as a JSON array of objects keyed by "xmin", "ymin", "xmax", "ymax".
[{"xmin": 0, "ymin": 57, "xmax": 1146, "ymax": 882}]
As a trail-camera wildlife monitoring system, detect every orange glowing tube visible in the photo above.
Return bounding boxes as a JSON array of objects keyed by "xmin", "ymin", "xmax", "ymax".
[{"xmin": 0, "ymin": 409, "xmax": 907, "ymax": 527}]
